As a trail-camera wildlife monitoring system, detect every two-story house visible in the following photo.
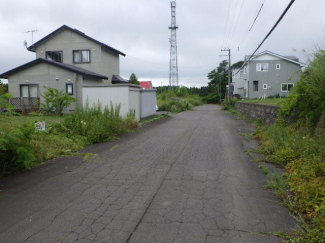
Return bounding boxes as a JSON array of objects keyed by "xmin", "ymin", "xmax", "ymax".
[
  {"xmin": 232, "ymin": 66, "xmax": 245, "ymax": 98},
  {"xmin": 232, "ymin": 50, "xmax": 304, "ymax": 99},
  {"xmin": 0, "ymin": 25, "xmax": 157, "ymax": 119}
]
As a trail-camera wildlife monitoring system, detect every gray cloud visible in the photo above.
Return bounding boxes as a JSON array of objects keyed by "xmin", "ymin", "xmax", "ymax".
[{"xmin": 1, "ymin": 0, "xmax": 324, "ymax": 87}]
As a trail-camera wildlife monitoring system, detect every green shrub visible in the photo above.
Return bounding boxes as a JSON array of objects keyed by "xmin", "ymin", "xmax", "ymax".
[
  {"xmin": 41, "ymin": 86, "xmax": 76, "ymax": 116},
  {"xmin": 221, "ymin": 98, "xmax": 237, "ymax": 110},
  {"xmin": 0, "ymin": 123, "xmax": 35, "ymax": 175},
  {"xmin": 279, "ymin": 50, "xmax": 325, "ymax": 135},
  {"xmin": 202, "ymin": 93, "xmax": 220, "ymax": 104},
  {"xmin": 0, "ymin": 93, "xmax": 15, "ymax": 111},
  {"xmin": 157, "ymin": 89, "xmax": 202, "ymax": 112}
]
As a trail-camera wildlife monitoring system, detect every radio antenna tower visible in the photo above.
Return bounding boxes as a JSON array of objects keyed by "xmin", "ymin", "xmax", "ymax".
[{"xmin": 169, "ymin": 0, "xmax": 179, "ymax": 88}]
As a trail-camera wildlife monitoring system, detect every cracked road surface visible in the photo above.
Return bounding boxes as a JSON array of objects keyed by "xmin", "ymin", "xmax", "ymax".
[{"xmin": 0, "ymin": 105, "xmax": 297, "ymax": 243}]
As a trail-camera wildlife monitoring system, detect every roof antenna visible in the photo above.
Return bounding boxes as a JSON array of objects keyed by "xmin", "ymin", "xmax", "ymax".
[
  {"xmin": 23, "ymin": 40, "xmax": 28, "ymax": 49},
  {"xmin": 24, "ymin": 29, "xmax": 38, "ymax": 44}
]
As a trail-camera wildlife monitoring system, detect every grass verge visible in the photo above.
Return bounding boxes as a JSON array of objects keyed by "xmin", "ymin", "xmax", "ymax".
[
  {"xmin": 0, "ymin": 103, "xmax": 141, "ymax": 177},
  {"xmin": 254, "ymin": 124, "xmax": 325, "ymax": 242}
]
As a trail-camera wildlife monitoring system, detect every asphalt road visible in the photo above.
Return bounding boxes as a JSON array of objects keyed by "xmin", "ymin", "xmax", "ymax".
[{"xmin": 0, "ymin": 105, "xmax": 297, "ymax": 243}]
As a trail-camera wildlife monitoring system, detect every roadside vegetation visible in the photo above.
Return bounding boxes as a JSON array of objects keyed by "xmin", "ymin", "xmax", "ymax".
[
  {"xmin": 252, "ymin": 50, "xmax": 325, "ymax": 242},
  {"xmin": 0, "ymin": 87, "xmax": 139, "ymax": 177},
  {"xmin": 156, "ymin": 86, "xmax": 203, "ymax": 113},
  {"xmin": 240, "ymin": 97, "xmax": 285, "ymax": 106}
]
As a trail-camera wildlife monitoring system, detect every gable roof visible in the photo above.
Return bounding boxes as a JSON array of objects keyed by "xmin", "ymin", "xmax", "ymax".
[
  {"xmin": 139, "ymin": 81, "xmax": 152, "ymax": 89},
  {"xmin": 244, "ymin": 50, "xmax": 304, "ymax": 66},
  {"xmin": 0, "ymin": 58, "xmax": 108, "ymax": 80},
  {"xmin": 27, "ymin": 25, "xmax": 126, "ymax": 57}
]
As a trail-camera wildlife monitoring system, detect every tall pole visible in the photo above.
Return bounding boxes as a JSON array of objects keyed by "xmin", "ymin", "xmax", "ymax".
[
  {"xmin": 25, "ymin": 29, "xmax": 38, "ymax": 44},
  {"xmin": 169, "ymin": 1, "xmax": 179, "ymax": 89},
  {"xmin": 221, "ymin": 49, "xmax": 231, "ymax": 103}
]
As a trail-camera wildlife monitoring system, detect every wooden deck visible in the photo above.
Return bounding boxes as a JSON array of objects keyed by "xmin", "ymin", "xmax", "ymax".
[{"xmin": 1, "ymin": 97, "xmax": 40, "ymax": 113}]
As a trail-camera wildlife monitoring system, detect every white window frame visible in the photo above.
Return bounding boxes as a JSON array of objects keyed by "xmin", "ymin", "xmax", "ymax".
[
  {"xmin": 281, "ymin": 83, "xmax": 294, "ymax": 92},
  {"xmin": 256, "ymin": 63, "xmax": 268, "ymax": 72},
  {"xmin": 244, "ymin": 66, "xmax": 247, "ymax": 74},
  {"xmin": 240, "ymin": 70, "xmax": 244, "ymax": 78},
  {"xmin": 276, "ymin": 64, "xmax": 281, "ymax": 69},
  {"xmin": 263, "ymin": 84, "xmax": 268, "ymax": 90}
]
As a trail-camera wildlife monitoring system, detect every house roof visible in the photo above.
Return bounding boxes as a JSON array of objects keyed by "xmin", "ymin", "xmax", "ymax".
[
  {"xmin": 244, "ymin": 50, "xmax": 304, "ymax": 66},
  {"xmin": 139, "ymin": 81, "xmax": 152, "ymax": 89},
  {"xmin": 0, "ymin": 58, "xmax": 108, "ymax": 80},
  {"xmin": 112, "ymin": 75, "xmax": 129, "ymax": 84},
  {"xmin": 27, "ymin": 25, "xmax": 126, "ymax": 57}
]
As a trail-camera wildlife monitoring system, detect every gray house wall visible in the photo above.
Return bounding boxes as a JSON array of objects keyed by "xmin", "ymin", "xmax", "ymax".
[
  {"xmin": 34, "ymin": 29, "xmax": 119, "ymax": 84},
  {"xmin": 245, "ymin": 58, "xmax": 301, "ymax": 99},
  {"xmin": 8, "ymin": 63, "xmax": 78, "ymax": 111},
  {"xmin": 232, "ymin": 67, "xmax": 245, "ymax": 97}
]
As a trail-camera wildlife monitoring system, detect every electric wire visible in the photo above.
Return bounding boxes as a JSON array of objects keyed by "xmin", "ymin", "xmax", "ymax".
[
  {"xmin": 125, "ymin": 55, "xmax": 212, "ymax": 69},
  {"xmin": 223, "ymin": 0, "xmax": 240, "ymax": 50},
  {"xmin": 236, "ymin": 0, "xmax": 265, "ymax": 50},
  {"xmin": 227, "ymin": 0, "xmax": 246, "ymax": 50},
  {"xmin": 249, "ymin": 3, "xmax": 264, "ymax": 31},
  {"xmin": 221, "ymin": 0, "xmax": 233, "ymax": 50},
  {"xmin": 234, "ymin": 0, "xmax": 296, "ymax": 76}
]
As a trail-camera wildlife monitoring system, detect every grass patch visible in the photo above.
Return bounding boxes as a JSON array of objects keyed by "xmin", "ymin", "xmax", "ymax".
[
  {"xmin": 255, "ymin": 124, "xmax": 325, "ymax": 242},
  {"xmin": 0, "ymin": 103, "xmax": 139, "ymax": 177},
  {"xmin": 240, "ymin": 98, "xmax": 286, "ymax": 106},
  {"xmin": 140, "ymin": 113, "xmax": 170, "ymax": 126}
]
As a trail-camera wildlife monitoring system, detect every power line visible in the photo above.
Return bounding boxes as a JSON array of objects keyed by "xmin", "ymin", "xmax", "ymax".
[
  {"xmin": 249, "ymin": 3, "xmax": 264, "ymax": 31},
  {"xmin": 125, "ymin": 55, "xmax": 212, "ymax": 69},
  {"xmin": 227, "ymin": 0, "xmax": 246, "ymax": 49},
  {"xmin": 221, "ymin": 0, "xmax": 233, "ymax": 49},
  {"xmin": 223, "ymin": 0, "xmax": 243, "ymax": 50},
  {"xmin": 236, "ymin": 0, "xmax": 265, "ymax": 50},
  {"xmin": 224, "ymin": 0, "xmax": 240, "ymax": 49},
  {"xmin": 234, "ymin": 0, "xmax": 296, "ymax": 76}
]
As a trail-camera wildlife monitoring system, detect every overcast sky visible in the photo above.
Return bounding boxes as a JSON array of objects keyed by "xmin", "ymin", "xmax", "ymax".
[{"xmin": 1, "ymin": 0, "xmax": 324, "ymax": 87}]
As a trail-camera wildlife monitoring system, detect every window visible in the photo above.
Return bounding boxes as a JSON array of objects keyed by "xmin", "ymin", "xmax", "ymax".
[
  {"xmin": 256, "ymin": 63, "xmax": 268, "ymax": 72},
  {"xmin": 66, "ymin": 83, "xmax": 73, "ymax": 95},
  {"xmin": 263, "ymin": 84, "xmax": 268, "ymax": 90},
  {"xmin": 20, "ymin": 84, "xmax": 38, "ymax": 97},
  {"xmin": 276, "ymin": 64, "xmax": 281, "ymax": 69},
  {"xmin": 244, "ymin": 66, "xmax": 247, "ymax": 74},
  {"xmin": 240, "ymin": 70, "xmax": 244, "ymax": 78},
  {"xmin": 46, "ymin": 51, "xmax": 63, "ymax": 63},
  {"xmin": 73, "ymin": 50, "xmax": 90, "ymax": 63},
  {"xmin": 281, "ymin": 83, "xmax": 294, "ymax": 92},
  {"xmin": 253, "ymin": 81, "xmax": 258, "ymax": 91}
]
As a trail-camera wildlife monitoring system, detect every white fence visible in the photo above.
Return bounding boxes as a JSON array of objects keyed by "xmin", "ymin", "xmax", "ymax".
[{"xmin": 82, "ymin": 84, "xmax": 156, "ymax": 120}]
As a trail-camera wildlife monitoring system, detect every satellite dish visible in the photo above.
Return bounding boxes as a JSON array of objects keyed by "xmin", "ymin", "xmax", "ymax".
[{"xmin": 23, "ymin": 40, "xmax": 27, "ymax": 48}]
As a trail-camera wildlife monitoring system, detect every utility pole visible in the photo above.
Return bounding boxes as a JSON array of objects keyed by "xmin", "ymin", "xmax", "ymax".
[
  {"xmin": 169, "ymin": 0, "xmax": 179, "ymax": 89},
  {"xmin": 221, "ymin": 49, "xmax": 231, "ymax": 103}
]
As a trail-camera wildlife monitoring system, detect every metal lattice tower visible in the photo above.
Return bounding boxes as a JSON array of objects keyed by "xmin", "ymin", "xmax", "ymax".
[{"xmin": 169, "ymin": 0, "xmax": 179, "ymax": 88}]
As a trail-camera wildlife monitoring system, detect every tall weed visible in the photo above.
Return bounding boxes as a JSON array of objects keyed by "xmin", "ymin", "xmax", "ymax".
[
  {"xmin": 63, "ymin": 102, "xmax": 122, "ymax": 143},
  {"xmin": 0, "ymin": 123, "xmax": 35, "ymax": 175}
]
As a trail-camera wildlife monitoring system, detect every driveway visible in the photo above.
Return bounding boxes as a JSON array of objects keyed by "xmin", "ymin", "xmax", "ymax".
[{"xmin": 0, "ymin": 105, "xmax": 297, "ymax": 243}]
